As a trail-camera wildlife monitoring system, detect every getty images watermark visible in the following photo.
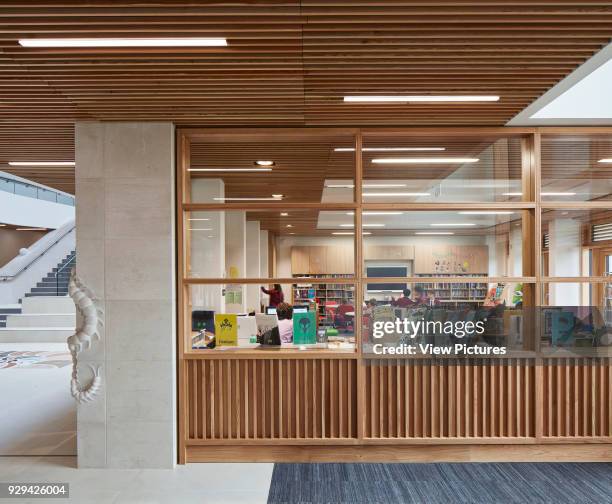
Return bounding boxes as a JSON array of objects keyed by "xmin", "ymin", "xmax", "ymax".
[{"xmin": 369, "ymin": 317, "xmax": 507, "ymax": 356}]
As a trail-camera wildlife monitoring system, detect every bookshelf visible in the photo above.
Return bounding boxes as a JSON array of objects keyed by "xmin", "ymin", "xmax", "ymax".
[
  {"xmin": 414, "ymin": 273, "xmax": 488, "ymax": 305},
  {"xmin": 292, "ymin": 274, "xmax": 355, "ymax": 325}
]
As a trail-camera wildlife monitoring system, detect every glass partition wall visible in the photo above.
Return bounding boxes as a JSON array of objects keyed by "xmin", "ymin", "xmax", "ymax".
[
  {"xmin": 178, "ymin": 129, "xmax": 612, "ymax": 355},
  {"xmin": 177, "ymin": 128, "xmax": 612, "ymax": 462}
]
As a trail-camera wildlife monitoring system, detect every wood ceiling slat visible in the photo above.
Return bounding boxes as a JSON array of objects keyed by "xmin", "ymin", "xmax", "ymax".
[{"xmin": 1, "ymin": 2, "xmax": 611, "ymax": 193}]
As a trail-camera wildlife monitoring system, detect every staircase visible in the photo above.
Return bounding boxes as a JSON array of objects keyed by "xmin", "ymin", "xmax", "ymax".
[
  {"xmin": 0, "ymin": 252, "xmax": 76, "ymax": 341},
  {"xmin": 23, "ymin": 251, "xmax": 76, "ymax": 299}
]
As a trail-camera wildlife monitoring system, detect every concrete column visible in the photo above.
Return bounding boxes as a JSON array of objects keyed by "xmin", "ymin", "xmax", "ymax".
[
  {"xmin": 225, "ymin": 211, "xmax": 246, "ymax": 312},
  {"xmin": 549, "ymin": 218, "xmax": 581, "ymax": 306},
  {"xmin": 245, "ymin": 220, "xmax": 261, "ymax": 312},
  {"xmin": 75, "ymin": 122, "xmax": 176, "ymax": 468}
]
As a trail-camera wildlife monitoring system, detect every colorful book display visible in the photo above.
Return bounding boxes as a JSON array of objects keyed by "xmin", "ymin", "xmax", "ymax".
[
  {"xmin": 293, "ymin": 311, "xmax": 316, "ymax": 345},
  {"xmin": 214, "ymin": 314, "xmax": 238, "ymax": 347}
]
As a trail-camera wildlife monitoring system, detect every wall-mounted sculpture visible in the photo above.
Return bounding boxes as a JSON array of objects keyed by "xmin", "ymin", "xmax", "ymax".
[{"xmin": 67, "ymin": 269, "xmax": 103, "ymax": 403}]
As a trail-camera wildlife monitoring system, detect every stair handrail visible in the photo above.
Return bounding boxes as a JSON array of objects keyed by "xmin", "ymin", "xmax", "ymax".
[
  {"xmin": 0, "ymin": 219, "xmax": 75, "ymax": 280},
  {"xmin": 0, "ymin": 171, "xmax": 75, "ymax": 206},
  {"xmin": 55, "ymin": 253, "xmax": 76, "ymax": 296}
]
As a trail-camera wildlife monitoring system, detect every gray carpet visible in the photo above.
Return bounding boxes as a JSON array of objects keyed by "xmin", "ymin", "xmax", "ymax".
[{"xmin": 267, "ymin": 463, "xmax": 612, "ymax": 503}]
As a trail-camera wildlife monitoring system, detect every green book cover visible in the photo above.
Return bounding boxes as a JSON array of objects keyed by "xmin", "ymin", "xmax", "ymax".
[{"xmin": 293, "ymin": 311, "xmax": 316, "ymax": 345}]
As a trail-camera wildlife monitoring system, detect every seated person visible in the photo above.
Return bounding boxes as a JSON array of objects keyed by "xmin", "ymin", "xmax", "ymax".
[
  {"xmin": 391, "ymin": 288, "xmax": 414, "ymax": 307},
  {"xmin": 276, "ymin": 302, "xmax": 293, "ymax": 344},
  {"xmin": 363, "ymin": 298, "xmax": 377, "ymax": 316},
  {"xmin": 413, "ymin": 285, "xmax": 440, "ymax": 306},
  {"xmin": 335, "ymin": 299, "xmax": 355, "ymax": 330}
]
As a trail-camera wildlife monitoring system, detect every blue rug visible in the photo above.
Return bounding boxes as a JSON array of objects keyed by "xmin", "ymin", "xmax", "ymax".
[{"xmin": 267, "ymin": 463, "xmax": 612, "ymax": 503}]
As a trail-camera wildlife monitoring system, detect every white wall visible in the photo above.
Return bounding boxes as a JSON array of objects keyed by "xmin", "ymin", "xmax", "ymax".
[
  {"xmin": 224, "ymin": 211, "xmax": 246, "ymax": 312},
  {"xmin": 549, "ymin": 218, "xmax": 581, "ymax": 306},
  {"xmin": 245, "ymin": 221, "xmax": 261, "ymax": 312},
  {"xmin": 0, "ymin": 190, "xmax": 74, "ymax": 229},
  {"xmin": 75, "ymin": 122, "xmax": 176, "ymax": 468}
]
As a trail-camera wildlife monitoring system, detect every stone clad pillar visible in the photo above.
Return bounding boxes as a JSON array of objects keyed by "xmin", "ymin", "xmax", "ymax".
[{"xmin": 75, "ymin": 122, "xmax": 176, "ymax": 468}]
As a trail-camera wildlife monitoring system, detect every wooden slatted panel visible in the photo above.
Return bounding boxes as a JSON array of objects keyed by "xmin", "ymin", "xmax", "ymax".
[
  {"xmin": 185, "ymin": 358, "xmax": 357, "ymax": 441},
  {"xmin": 2, "ymin": 1, "xmax": 612, "ymax": 191},
  {"xmin": 364, "ymin": 359, "xmax": 536, "ymax": 439},
  {"xmin": 542, "ymin": 358, "xmax": 612, "ymax": 438}
]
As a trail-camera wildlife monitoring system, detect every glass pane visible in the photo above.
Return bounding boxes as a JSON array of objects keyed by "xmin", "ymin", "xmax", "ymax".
[
  {"xmin": 14, "ymin": 182, "xmax": 37, "ymax": 199},
  {"xmin": 187, "ymin": 283, "xmax": 355, "ymax": 351},
  {"xmin": 361, "ymin": 282, "xmax": 528, "ymax": 357},
  {"xmin": 362, "ymin": 210, "xmax": 525, "ymax": 277},
  {"xmin": 361, "ymin": 133, "xmax": 525, "ymax": 203},
  {"xmin": 37, "ymin": 188, "xmax": 56, "ymax": 202},
  {"xmin": 541, "ymin": 208, "xmax": 612, "ymax": 277},
  {"xmin": 188, "ymin": 131, "xmax": 355, "ymax": 204},
  {"xmin": 0, "ymin": 178, "xmax": 14, "ymax": 194},
  {"xmin": 186, "ymin": 209, "xmax": 355, "ymax": 278},
  {"xmin": 539, "ymin": 282, "xmax": 612, "ymax": 357},
  {"xmin": 541, "ymin": 134, "xmax": 612, "ymax": 202}
]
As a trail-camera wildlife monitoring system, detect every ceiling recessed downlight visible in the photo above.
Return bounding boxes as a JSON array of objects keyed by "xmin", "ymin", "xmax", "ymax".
[
  {"xmin": 255, "ymin": 160, "xmax": 275, "ymax": 167},
  {"xmin": 9, "ymin": 161, "xmax": 75, "ymax": 167},
  {"xmin": 19, "ymin": 38, "xmax": 227, "ymax": 48},
  {"xmin": 344, "ymin": 95, "xmax": 499, "ymax": 103},
  {"xmin": 372, "ymin": 157, "xmax": 478, "ymax": 164}
]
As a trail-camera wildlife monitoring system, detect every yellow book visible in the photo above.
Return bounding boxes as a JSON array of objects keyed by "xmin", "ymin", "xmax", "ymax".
[{"xmin": 214, "ymin": 314, "xmax": 238, "ymax": 347}]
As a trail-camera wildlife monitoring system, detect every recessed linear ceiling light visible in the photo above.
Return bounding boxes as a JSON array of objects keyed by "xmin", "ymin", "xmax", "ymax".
[
  {"xmin": 332, "ymin": 231, "xmax": 372, "ymax": 235},
  {"xmin": 189, "ymin": 218, "xmax": 210, "ymax": 221},
  {"xmin": 339, "ymin": 223, "xmax": 385, "ymax": 228},
  {"xmin": 597, "ymin": 159, "xmax": 612, "ymax": 163},
  {"xmin": 9, "ymin": 161, "xmax": 75, "ymax": 167},
  {"xmin": 344, "ymin": 95, "xmax": 499, "ymax": 103},
  {"xmin": 346, "ymin": 211, "xmax": 403, "ymax": 216},
  {"xmin": 188, "ymin": 168, "xmax": 272, "ymax": 172},
  {"xmin": 280, "ymin": 212, "xmax": 289, "ymax": 216},
  {"xmin": 255, "ymin": 160, "xmax": 275, "ymax": 167},
  {"xmin": 213, "ymin": 196, "xmax": 282, "ymax": 201},
  {"xmin": 415, "ymin": 231, "xmax": 455, "ymax": 235},
  {"xmin": 430, "ymin": 223, "xmax": 476, "ymax": 227},
  {"xmin": 363, "ymin": 183, "xmax": 407, "ymax": 188},
  {"xmin": 372, "ymin": 157, "xmax": 479, "ymax": 164},
  {"xmin": 334, "ymin": 147, "xmax": 445, "ymax": 152},
  {"xmin": 541, "ymin": 192, "xmax": 577, "ymax": 196},
  {"xmin": 363, "ymin": 192, "xmax": 430, "ymax": 197},
  {"xmin": 189, "ymin": 228, "xmax": 213, "ymax": 231},
  {"xmin": 458, "ymin": 211, "xmax": 515, "ymax": 215},
  {"xmin": 19, "ymin": 38, "xmax": 227, "ymax": 48},
  {"xmin": 16, "ymin": 227, "xmax": 47, "ymax": 231}
]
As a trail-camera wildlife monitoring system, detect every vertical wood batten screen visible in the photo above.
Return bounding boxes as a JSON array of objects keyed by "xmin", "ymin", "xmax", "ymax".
[
  {"xmin": 185, "ymin": 358, "xmax": 357, "ymax": 441},
  {"xmin": 542, "ymin": 358, "xmax": 612, "ymax": 438},
  {"xmin": 363, "ymin": 359, "xmax": 536, "ymax": 439}
]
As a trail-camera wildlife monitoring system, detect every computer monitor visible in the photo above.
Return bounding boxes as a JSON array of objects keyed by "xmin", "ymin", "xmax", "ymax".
[
  {"xmin": 293, "ymin": 305, "xmax": 308, "ymax": 314},
  {"xmin": 266, "ymin": 306, "xmax": 277, "ymax": 315}
]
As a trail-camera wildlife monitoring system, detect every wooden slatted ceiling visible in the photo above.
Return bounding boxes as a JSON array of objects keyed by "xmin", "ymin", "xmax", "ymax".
[{"xmin": 1, "ymin": 2, "xmax": 611, "ymax": 193}]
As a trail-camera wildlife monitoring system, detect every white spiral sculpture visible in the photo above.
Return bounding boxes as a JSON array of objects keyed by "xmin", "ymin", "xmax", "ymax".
[{"xmin": 67, "ymin": 269, "xmax": 104, "ymax": 403}]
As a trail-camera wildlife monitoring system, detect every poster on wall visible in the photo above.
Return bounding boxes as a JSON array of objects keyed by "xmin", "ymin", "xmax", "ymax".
[{"xmin": 214, "ymin": 314, "xmax": 238, "ymax": 347}]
